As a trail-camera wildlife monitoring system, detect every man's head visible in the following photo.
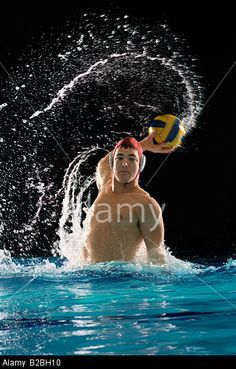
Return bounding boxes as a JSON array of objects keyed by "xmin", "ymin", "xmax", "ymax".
[{"xmin": 109, "ymin": 137, "xmax": 145, "ymax": 184}]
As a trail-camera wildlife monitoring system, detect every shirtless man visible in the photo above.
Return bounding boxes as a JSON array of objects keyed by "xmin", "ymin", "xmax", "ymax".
[{"xmin": 83, "ymin": 132, "xmax": 173, "ymax": 264}]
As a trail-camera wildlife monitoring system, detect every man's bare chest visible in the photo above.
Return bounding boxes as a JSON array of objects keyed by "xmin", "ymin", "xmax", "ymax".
[{"xmin": 92, "ymin": 193, "xmax": 141, "ymax": 225}]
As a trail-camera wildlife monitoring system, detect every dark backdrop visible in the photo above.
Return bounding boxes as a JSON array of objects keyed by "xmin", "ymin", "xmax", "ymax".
[{"xmin": 0, "ymin": 1, "xmax": 235, "ymax": 260}]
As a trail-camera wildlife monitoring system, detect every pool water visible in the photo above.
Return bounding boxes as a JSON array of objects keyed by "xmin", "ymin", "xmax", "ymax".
[{"xmin": 0, "ymin": 253, "xmax": 236, "ymax": 355}]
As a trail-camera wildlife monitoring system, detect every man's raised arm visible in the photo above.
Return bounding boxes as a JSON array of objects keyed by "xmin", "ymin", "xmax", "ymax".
[{"xmin": 96, "ymin": 153, "xmax": 112, "ymax": 191}]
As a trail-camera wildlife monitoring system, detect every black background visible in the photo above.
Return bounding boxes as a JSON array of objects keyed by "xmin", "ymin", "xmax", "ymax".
[{"xmin": 0, "ymin": 1, "xmax": 235, "ymax": 261}]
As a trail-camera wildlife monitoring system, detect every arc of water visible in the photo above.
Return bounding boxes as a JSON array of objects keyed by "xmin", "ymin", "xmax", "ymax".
[
  {"xmin": 28, "ymin": 51, "xmax": 201, "ymax": 130},
  {"xmin": 29, "ymin": 59, "xmax": 109, "ymax": 120}
]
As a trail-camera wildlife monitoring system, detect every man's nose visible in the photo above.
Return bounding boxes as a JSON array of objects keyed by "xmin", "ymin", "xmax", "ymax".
[{"xmin": 121, "ymin": 160, "xmax": 128, "ymax": 167}]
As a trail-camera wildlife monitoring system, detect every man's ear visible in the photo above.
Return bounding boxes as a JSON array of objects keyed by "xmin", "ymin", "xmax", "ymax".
[{"xmin": 140, "ymin": 154, "xmax": 146, "ymax": 172}]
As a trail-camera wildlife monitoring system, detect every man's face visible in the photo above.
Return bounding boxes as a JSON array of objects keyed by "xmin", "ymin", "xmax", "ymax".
[{"xmin": 113, "ymin": 146, "xmax": 140, "ymax": 183}]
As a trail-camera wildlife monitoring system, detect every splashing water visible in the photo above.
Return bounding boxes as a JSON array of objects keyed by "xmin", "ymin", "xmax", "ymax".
[
  {"xmin": 1, "ymin": 251, "xmax": 236, "ymax": 355},
  {"xmin": 0, "ymin": 13, "xmax": 203, "ymax": 258},
  {"xmin": 56, "ymin": 147, "xmax": 101, "ymax": 265}
]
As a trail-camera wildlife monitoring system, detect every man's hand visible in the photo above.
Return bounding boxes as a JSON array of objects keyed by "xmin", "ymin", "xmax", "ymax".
[
  {"xmin": 139, "ymin": 131, "xmax": 174, "ymax": 154},
  {"xmin": 147, "ymin": 246, "xmax": 166, "ymax": 265}
]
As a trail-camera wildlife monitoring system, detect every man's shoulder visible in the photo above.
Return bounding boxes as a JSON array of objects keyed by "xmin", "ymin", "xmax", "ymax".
[
  {"xmin": 134, "ymin": 187, "xmax": 150, "ymax": 197},
  {"xmin": 134, "ymin": 190, "xmax": 160, "ymax": 208}
]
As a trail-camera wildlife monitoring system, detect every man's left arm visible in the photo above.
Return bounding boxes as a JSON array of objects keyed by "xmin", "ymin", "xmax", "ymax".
[{"xmin": 139, "ymin": 197, "xmax": 166, "ymax": 264}]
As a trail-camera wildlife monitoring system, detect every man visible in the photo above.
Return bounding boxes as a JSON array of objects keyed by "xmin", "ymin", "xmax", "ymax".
[{"xmin": 82, "ymin": 131, "xmax": 173, "ymax": 265}]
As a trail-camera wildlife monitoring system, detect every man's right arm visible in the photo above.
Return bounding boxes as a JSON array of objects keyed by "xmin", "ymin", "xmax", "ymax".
[{"xmin": 96, "ymin": 153, "xmax": 112, "ymax": 191}]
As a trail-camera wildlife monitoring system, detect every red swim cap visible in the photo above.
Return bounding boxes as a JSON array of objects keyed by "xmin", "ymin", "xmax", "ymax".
[{"xmin": 113, "ymin": 137, "xmax": 143, "ymax": 159}]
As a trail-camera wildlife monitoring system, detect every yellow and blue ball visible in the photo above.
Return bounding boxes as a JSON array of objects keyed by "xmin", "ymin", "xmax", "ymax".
[{"xmin": 148, "ymin": 114, "xmax": 186, "ymax": 148}]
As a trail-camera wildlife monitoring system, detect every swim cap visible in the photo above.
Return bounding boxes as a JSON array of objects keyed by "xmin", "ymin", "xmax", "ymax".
[{"xmin": 113, "ymin": 137, "xmax": 143, "ymax": 159}]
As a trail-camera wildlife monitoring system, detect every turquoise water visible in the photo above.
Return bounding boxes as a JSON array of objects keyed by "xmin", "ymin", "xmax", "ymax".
[{"xmin": 0, "ymin": 254, "xmax": 236, "ymax": 355}]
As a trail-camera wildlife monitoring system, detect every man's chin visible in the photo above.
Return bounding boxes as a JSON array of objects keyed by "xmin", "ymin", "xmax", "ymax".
[{"xmin": 116, "ymin": 176, "xmax": 133, "ymax": 184}]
